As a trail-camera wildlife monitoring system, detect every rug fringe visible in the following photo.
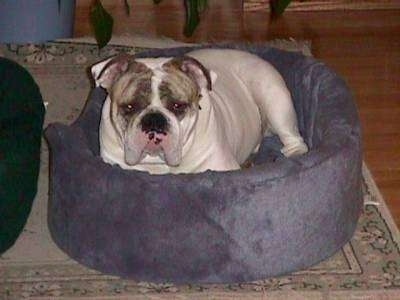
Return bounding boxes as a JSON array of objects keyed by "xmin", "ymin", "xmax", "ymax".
[{"xmin": 59, "ymin": 34, "xmax": 312, "ymax": 56}]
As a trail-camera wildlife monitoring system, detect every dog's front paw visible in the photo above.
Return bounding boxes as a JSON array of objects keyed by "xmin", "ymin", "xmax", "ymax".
[{"xmin": 281, "ymin": 141, "xmax": 308, "ymax": 157}]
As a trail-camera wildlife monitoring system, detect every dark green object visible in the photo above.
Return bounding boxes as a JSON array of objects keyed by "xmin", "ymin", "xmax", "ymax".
[
  {"xmin": 271, "ymin": 0, "xmax": 293, "ymax": 16},
  {"xmin": 0, "ymin": 58, "xmax": 45, "ymax": 254},
  {"xmin": 196, "ymin": 0, "xmax": 208, "ymax": 13},
  {"xmin": 90, "ymin": 0, "xmax": 114, "ymax": 49},
  {"xmin": 123, "ymin": 0, "xmax": 130, "ymax": 16},
  {"xmin": 183, "ymin": 0, "xmax": 200, "ymax": 37}
]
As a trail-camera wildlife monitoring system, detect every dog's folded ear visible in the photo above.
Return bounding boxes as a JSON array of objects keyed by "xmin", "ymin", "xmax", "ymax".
[
  {"xmin": 164, "ymin": 56, "xmax": 214, "ymax": 91},
  {"xmin": 90, "ymin": 54, "xmax": 133, "ymax": 91}
]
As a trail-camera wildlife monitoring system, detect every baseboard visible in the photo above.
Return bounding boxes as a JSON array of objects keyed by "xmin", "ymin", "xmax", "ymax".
[{"xmin": 244, "ymin": 0, "xmax": 400, "ymax": 12}]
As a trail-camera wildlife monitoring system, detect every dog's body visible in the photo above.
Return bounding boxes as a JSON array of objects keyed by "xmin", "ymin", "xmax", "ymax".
[{"xmin": 92, "ymin": 49, "xmax": 308, "ymax": 174}]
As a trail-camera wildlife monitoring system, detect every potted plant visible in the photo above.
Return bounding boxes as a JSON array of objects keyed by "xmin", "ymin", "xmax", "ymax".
[
  {"xmin": 0, "ymin": 0, "xmax": 76, "ymax": 44},
  {"xmin": 91, "ymin": 0, "xmax": 293, "ymax": 48},
  {"xmin": 0, "ymin": 0, "xmax": 291, "ymax": 47}
]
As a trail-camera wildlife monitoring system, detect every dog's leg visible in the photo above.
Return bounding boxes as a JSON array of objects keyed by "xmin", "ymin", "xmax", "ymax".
[
  {"xmin": 242, "ymin": 59, "xmax": 308, "ymax": 157},
  {"xmin": 263, "ymin": 95, "xmax": 308, "ymax": 157},
  {"xmin": 262, "ymin": 90, "xmax": 308, "ymax": 157}
]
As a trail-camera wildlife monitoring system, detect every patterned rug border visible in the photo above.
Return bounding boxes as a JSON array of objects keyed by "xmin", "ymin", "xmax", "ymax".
[
  {"xmin": 20, "ymin": 289, "xmax": 400, "ymax": 300},
  {"xmin": 4, "ymin": 289, "xmax": 400, "ymax": 299},
  {"xmin": 362, "ymin": 163, "xmax": 400, "ymax": 252}
]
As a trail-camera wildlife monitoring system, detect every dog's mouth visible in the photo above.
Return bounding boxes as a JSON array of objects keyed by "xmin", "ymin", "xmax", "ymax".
[
  {"xmin": 143, "ymin": 131, "xmax": 167, "ymax": 156},
  {"xmin": 124, "ymin": 129, "xmax": 181, "ymax": 167}
]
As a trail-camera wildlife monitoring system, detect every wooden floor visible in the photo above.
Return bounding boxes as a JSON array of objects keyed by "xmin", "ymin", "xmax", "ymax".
[{"xmin": 75, "ymin": 1, "xmax": 400, "ymax": 227}]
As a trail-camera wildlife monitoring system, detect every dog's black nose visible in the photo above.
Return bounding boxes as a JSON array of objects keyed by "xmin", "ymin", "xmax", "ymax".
[{"xmin": 141, "ymin": 112, "xmax": 168, "ymax": 133}]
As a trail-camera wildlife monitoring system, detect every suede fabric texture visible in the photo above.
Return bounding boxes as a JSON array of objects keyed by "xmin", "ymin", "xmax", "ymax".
[{"xmin": 45, "ymin": 45, "xmax": 363, "ymax": 284}]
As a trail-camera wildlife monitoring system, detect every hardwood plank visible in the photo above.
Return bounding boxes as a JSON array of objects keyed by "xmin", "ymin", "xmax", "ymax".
[{"xmin": 244, "ymin": 0, "xmax": 400, "ymax": 12}]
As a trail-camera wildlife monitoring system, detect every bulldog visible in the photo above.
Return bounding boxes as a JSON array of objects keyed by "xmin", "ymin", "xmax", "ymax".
[{"xmin": 91, "ymin": 49, "xmax": 308, "ymax": 174}]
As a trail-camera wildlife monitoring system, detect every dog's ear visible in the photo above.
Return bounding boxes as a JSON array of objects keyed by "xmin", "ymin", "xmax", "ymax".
[
  {"xmin": 91, "ymin": 54, "xmax": 132, "ymax": 90},
  {"xmin": 165, "ymin": 56, "xmax": 214, "ymax": 91}
]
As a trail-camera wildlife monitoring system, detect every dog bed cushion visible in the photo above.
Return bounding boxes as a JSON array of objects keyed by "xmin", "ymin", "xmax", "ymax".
[
  {"xmin": 0, "ymin": 58, "xmax": 45, "ymax": 253},
  {"xmin": 45, "ymin": 45, "xmax": 363, "ymax": 284}
]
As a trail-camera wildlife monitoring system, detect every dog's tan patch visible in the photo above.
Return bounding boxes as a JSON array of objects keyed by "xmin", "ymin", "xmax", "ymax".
[
  {"xmin": 160, "ymin": 64, "xmax": 200, "ymax": 106},
  {"xmin": 163, "ymin": 56, "xmax": 212, "ymax": 91},
  {"xmin": 108, "ymin": 61, "xmax": 154, "ymax": 136},
  {"xmin": 110, "ymin": 62, "xmax": 153, "ymax": 113}
]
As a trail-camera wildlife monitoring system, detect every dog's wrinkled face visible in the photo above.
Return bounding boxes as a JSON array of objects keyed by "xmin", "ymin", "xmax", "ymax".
[{"xmin": 92, "ymin": 54, "xmax": 212, "ymax": 167}]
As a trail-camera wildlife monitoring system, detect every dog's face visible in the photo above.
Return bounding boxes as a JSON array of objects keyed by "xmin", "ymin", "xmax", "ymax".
[{"xmin": 92, "ymin": 54, "xmax": 212, "ymax": 167}]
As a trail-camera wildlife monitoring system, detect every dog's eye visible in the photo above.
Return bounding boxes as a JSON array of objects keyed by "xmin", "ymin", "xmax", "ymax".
[
  {"xmin": 173, "ymin": 103, "xmax": 184, "ymax": 109},
  {"xmin": 121, "ymin": 103, "xmax": 137, "ymax": 114},
  {"xmin": 168, "ymin": 102, "xmax": 188, "ymax": 114}
]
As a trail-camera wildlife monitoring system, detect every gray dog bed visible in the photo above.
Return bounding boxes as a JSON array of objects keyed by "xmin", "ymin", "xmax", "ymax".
[{"xmin": 45, "ymin": 45, "xmax": 363, "ymax": 284}]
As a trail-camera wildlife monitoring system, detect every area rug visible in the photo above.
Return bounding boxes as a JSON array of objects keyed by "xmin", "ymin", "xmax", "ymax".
[{"xmin": 0, "ymin": 39, "xmax": 399, "ymax": 300}]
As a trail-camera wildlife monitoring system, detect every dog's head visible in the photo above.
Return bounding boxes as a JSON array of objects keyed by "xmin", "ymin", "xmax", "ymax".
[{"xmin": 91, "ymin": 53, "xmax": 213, "ymax": 167}]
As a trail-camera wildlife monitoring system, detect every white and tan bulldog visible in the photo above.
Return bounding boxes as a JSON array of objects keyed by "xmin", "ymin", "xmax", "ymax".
[{"xmin": 91, "ymin": 49, "xmax": 308, "ymax": 174}]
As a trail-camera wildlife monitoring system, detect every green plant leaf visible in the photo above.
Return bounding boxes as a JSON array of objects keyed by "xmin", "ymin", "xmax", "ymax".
[
  {"xmin": 271, "ymin": 0, "xmax": 292, "ymax": 16},
  {"xmin": 90, "ymin": 0, "xmax": 114, "ymax": 49},
  {"xmin": 197, "ymin": 0, "xmax": 208, "ymax": 12},
  {"xmin": 184, "ymin": 0, "xmax": 200, "ymax": 37},
  {"xmin": 124, "ymin": 0, "xmax": 131, "ymax": 16}
]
